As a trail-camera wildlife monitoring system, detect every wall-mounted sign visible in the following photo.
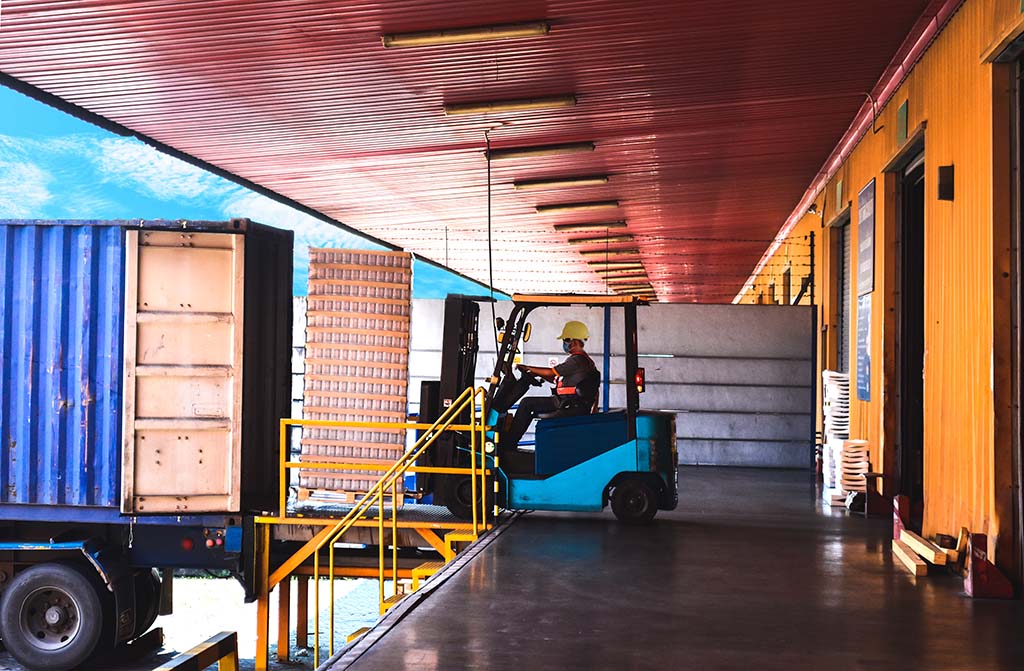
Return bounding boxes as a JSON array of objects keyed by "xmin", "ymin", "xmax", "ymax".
[
  {"xmin": 857, "ymin": 179, "xmax": 875, "ymax": 296},
  {"xmin": 856, "ymin": 294, "xmax": 871, "ymax": 401}
]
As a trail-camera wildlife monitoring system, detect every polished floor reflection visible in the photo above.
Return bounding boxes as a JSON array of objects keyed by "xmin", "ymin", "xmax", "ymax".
[{"xmin": 333, "ymin": 467, "xmax": 1024, "ymax": 670}]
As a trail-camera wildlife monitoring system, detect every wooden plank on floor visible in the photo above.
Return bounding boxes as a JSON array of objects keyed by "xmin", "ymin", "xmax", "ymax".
[
  {"xmin": 892, "ymin": 539, "xmax": 928, "ymax": 576},
  {"xmin": 900, "ymin": 529, "xmax": 947, "ymax": 565}
]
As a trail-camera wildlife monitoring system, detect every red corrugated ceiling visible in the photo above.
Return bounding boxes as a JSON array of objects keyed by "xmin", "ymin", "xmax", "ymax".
[{"xmin": 0, "ymin": 0, "xmax": 938, "ymax": 301}]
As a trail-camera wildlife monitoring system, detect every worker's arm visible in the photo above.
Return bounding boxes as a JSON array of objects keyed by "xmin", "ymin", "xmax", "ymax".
[{"xmin": 516, "ymin": 364, "xmax": 558, "ymax": 382}]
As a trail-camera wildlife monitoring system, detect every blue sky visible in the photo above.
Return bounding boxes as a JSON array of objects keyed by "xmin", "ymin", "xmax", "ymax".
[{"xmin": 0, "ymin": 85, "xmax": 492, "ymax": 298}]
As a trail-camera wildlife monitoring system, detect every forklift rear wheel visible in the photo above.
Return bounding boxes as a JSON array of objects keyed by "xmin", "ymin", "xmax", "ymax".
[
  {"xmin": 611, "ymin": 478, "xmax": 659, "ymax": 524},
  {"xmin": 444, "ymin": 476, "xmax": 491, "ymax": 520},
  {"xmin": 0, "ymin": 562, "xmax": 107, "ymax": 671}
]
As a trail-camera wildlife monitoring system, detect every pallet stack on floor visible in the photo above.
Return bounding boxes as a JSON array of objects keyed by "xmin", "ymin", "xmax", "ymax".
[
  {"xmin": 821, "ymin": 371, "xmax": 851, "ymax": 506},
  {"xmin": 299, "ymin": 249, "xmax": 412, "ymax": 504}
]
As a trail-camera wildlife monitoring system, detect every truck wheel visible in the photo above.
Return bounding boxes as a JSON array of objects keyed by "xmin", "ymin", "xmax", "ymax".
[
  {"xmin": 132, "ymin": 569, "xmax": 161, "ymax": 639},
  {"xmin": 611, "ymin": 478, "xmax": 659, "ymax": 524},
  {"xmin": 0, "ymin": 562, "xmax": 106, "ymax": 671}
]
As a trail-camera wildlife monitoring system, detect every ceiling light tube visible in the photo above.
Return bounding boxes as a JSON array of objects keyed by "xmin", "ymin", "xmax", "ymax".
[
  {"xmin": 515, "ymin": 175, "xmax": 608, "ymax": 190},
  {"xmin": 587, "ymin": 261, "xmax": 645, "ymax": 270},
  {"xmin": 488, "ymin": 142, "xmax": 595, "ymax": 161},
  {"xmin": 538, "ymin": 200, "xmax": 619, "ymax": 214},
  {"xmin": 554, "ymin": 220, "xmax": 627, "ymax": 233},
  {"xmin": 382, "ymin": 21, "xmax": 551, "ymax": 48},
  {"xmin": 579, "ymin": 248, "xmax": 640, "ymax": 258},
  {"xmin": 605, "ymin": 275, "xmax": 649, "ymax": 284},
  {"xmin": 567, "ymin": 234, "xmax": 634, "ymax": 245},
  {"xmin": 445, "ymin": 95, "xmax": 576, "ymax": 116}
]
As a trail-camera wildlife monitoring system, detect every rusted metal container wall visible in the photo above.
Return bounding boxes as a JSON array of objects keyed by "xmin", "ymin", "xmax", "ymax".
[
  {"xmin": 742, "ymin": 0, "xmax": 1022, "ymax": 569},
  {"xmin": 0, "ymin": 221, "xmax": 126, "ymax": 508}
]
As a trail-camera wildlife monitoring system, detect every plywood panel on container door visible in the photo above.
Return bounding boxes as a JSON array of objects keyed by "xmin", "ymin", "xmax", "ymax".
[{"xmin": 122, "ymin": 230, "xmax": 245, "ymax": 514}]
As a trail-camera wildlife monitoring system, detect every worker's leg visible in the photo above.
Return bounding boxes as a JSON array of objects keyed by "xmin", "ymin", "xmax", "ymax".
[
  {"xmin": 491, "ymin": 373, "xmax": 534, "ymax": 413},
  {"xmin": 502, "ymin": 396, "xmax": 558, "ymax": 450}
]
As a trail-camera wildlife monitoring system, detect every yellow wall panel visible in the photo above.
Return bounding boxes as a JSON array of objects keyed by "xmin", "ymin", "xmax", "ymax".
[{"xmin": 744, "ymin": 0, "xmax": 1022, "ymax": 570}]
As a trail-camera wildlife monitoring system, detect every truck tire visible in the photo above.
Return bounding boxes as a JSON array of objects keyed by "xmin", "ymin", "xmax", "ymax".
[
  {"xmin": 611, "ymin": 478, "xmax": 659, "ymax": 524},
  {"xmin": 132, "ymin": 569, "xmax": 161, "ymax": 640},
  {"xmin": 0, "ymin": 562, "xmax": 107, "ymax": 671}
]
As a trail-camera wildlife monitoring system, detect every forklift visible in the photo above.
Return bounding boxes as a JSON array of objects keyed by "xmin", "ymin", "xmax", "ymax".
[{"xmin": 418, "ymin": 294, "xmax": 678, "ymax": 523}]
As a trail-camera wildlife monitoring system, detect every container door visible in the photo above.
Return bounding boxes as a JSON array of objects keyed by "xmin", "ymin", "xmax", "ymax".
[{"xmin": 121, "ymin": 230, "xmax": 244, "ymax": 513}]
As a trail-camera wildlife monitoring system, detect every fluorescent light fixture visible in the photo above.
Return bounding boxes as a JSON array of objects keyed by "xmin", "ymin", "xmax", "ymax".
[
  {"xmin": 537, "ymin": 200, "xmax": 619, "ymax": 214},
  {"xmin": 579, "ymin": 248, "xmax": 640, "ymax": 258},
  {"xmin": 605, "ymin": 275, "xmax": 649, "ymax": 284},
  {"xmin": 587, "ymin": 260, "xmax": 645, "ymax": 270},
  {"xmin": 554, "ymin": 220, "xmax": 628, "ymax": 233},
  {"xmin": 567, "ymin": 234, "xmax": 634, "ymax": 245},
  {"xmin": 382, "ymin": 21, "xmax": 550, "ymax": 48},
  {"xmin": 445, "ymin": 95, "xmax": 576, "ymax": 116},
  {"xmin": 515, "ymin": 175, "xmax": 608, "ymax": 191},
  {"xmin": 488, "ymin": 142, "xmax": 595, "ymax": 161}
]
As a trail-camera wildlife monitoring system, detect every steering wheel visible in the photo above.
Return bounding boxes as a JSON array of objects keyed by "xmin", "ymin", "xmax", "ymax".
[{"xmin": 516, "ymin": 365, "xmax": 545, "ymax": 387}]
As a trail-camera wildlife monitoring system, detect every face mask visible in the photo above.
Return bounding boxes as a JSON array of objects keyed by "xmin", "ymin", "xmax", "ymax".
[{"xmin": 563, "ymin": 340, "xmax": 572, "ymax": 354}]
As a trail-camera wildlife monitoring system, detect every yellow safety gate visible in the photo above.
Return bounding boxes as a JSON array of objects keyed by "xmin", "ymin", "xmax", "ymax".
[{"xmin": 253, "ymin": 386, "xmax": 493, "ymax": 669}]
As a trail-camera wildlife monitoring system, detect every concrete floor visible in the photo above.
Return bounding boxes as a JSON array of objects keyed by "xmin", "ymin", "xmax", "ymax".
[{"xmin": 328, "ymin": 467, "xmax": 1024, "ymax": 671}]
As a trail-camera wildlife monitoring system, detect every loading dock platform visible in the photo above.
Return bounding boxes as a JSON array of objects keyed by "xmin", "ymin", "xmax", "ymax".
[{"xmin": 324, "ymin": 467, "xmax": 1024, "ymax": 671}]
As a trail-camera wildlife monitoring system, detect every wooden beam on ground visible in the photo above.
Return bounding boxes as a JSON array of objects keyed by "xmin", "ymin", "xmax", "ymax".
[
  {"xmin": 153, "ymin": 631, "xmax": 239, "ymax": 671},
  {"xmin": 900, "ymin": 529, "xmax": 947, "ymax": 565},
  {"xmin": 893, "ymin": 539, "xmax": 928, "ymax": 576}
]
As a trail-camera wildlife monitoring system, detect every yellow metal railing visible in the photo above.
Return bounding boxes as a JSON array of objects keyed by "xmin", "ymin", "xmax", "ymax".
[{"xmin": 260, "ymin": 386, "xmax": 492, "ymax": 668}]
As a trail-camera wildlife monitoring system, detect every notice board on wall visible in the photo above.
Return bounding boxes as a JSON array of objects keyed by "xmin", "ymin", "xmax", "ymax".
[
  {"xmin": 856, "ymin": 294, "xmax": 871, "ymax": 401},
  {"xmin": 857, "ymin": 179, "xmax": 875, "ymax": 296}
]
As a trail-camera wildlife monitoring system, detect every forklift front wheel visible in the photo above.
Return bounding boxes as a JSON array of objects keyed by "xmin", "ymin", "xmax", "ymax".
[{"xmin": 611, "ymin": 478, "xmax": 659, "ymax": 524}]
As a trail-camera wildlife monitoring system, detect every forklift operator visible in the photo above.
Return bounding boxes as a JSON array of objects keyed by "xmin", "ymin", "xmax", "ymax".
[{"xmin": 492, "ymin": 320, "xmax": 601, "ymax": 450}]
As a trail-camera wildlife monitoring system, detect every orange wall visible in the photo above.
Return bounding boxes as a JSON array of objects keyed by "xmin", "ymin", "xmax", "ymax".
[{"xmin": 742, "ymin": 0, "xmax": 1022, "ymax": 570}]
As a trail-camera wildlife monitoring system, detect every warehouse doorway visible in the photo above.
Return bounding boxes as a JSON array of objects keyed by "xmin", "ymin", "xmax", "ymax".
[{"xmin": 898, "ymin": 153, "xmax": 926, "ymax": 523}]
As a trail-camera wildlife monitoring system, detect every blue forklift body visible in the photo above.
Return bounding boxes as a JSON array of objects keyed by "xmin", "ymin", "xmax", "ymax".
[{"xmin": 507, "ymin": 411, "xmax": 678, "ymax": 512}]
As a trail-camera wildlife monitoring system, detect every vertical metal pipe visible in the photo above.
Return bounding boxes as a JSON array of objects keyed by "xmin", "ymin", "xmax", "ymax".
[{"xmin": 603, "ymin": 306, "xmax": 611, "ymax": 412}]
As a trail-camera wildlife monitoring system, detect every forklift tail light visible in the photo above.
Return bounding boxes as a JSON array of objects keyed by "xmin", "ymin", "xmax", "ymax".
[{"xmin": 635, "ymin": 367, "xmax": 646, "ymax": 393}]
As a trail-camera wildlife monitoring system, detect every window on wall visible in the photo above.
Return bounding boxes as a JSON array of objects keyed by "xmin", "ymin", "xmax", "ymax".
[{"xmin": 838, "ymin": 221, "xmax": 852, "ymax": 373}]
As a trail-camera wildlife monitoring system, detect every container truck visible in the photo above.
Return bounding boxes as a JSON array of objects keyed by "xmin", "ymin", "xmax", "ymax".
[{"xmin": 0, "ymin": 219, "xmax": 292, "ymax": 670}]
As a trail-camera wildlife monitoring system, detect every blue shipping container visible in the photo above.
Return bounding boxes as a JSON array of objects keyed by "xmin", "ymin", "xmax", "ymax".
[
  {"xmin": 0, "ymin": 219, "xmax": 293, "ymax": 522},
  {"xmin": 0, "ymin": 221, "xmax": 125, "ymax": 508}
]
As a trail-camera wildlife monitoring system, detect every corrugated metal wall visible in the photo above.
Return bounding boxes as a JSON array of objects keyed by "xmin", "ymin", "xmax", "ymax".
[
  {"xmin": 0, "ymin": 221, "xmax": 124, "ymax": 507},
  {"xmin": 741, "ymin": 0, "xmax": 1023, "ymax": 568},
  {"xmin": 408, "ymin": 299, "xmax": 814, "ymax": 468}
]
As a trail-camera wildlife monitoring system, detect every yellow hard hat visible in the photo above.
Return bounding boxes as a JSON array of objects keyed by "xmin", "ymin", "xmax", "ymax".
[{"xmin": 556, "ymin": 320, "xmax": 589, "ymax": 341}]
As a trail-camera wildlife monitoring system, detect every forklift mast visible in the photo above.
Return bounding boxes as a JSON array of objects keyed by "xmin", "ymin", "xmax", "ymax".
[{"xmin": 418, "ymin": 295, "xmax": 490, "ymax": 502}]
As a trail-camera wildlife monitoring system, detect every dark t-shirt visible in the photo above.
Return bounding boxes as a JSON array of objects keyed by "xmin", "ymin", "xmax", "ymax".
[{"xmin": 554, "ymin": 352, "xmax": 600, "ymax": 406}]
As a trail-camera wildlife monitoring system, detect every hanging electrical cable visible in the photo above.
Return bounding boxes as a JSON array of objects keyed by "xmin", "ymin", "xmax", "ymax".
[{"xmin": 485, "ymin": 129, "xmax": 499, "ymax": 352}]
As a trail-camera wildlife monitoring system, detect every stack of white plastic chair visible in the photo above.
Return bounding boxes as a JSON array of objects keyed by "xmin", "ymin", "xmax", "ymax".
[{"xmin": 821, "ymin": 371, "xmax": 851, "ymax": 505}]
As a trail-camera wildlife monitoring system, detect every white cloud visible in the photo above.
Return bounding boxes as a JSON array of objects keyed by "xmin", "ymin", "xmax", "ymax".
[
  {"xmin": 91, "ymin": 137, "xmax": 236, "ymax": 202},
  {"xmin": 0, "ymin": 138, "xmax": 53, "ymax": 217},
  {"xmin": 220, "ymin": 191, "xmax": 378, "ymax": 251}
]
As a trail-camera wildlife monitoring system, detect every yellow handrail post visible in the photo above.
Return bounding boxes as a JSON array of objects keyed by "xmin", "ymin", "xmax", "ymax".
[
  {"xmin": 313, "ymin": 541, "xmax": 320, "ymax": 669},
  {"xmin": 378, "ymin": 488, "xmax": 385, "ymax": 613},
  {"xmin": 328, "ymin": 538, "xmax": 335, "ymax": 657},
  {"xmin": 391, "ymin": 477, "xmax": 398, "ymax": 590}
]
